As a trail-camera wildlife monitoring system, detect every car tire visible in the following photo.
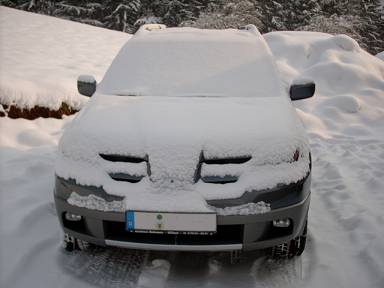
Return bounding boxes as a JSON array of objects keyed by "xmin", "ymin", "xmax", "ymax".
[
  {"xmin": 63, "ymin": 233, "xmax": 93, "ymax": 252},
  {"xmin": 76, "ymin": 238, "xmax": 92, "ymax": 251},
  {"xmin": 270, "ymin": 220, "xmax": 307, "ymax": 259}
]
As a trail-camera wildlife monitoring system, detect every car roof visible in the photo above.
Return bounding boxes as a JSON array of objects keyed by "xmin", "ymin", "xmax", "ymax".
[
  {"xmin": 134, "ymin": 24, "xmax": 263, "ymax": 44},
  {"xmin": 98, "ymin": 25, "xmax": 284, "ymax": 98}
]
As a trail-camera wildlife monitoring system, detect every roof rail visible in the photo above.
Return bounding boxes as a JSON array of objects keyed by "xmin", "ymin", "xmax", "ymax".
[
  {"xmin": 239, "ymin": 24, "xmax": 261, "ymax": 36},
  {"xmin": 136, "ymin": 24, "xmax": 166, "ymax": 34}
]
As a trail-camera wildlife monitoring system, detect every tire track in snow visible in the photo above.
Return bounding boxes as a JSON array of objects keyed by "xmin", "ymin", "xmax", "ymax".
[
  {"xmin": 61, "ymin": 247, "xmax": 149, "ymax": 288},
  {"xmin": 309, "ymin": 135, "xmax": 384, "ymax": 287},
  {"xmin": 137, "ymin": 257, "xmax": 170, "ymax": 288}
]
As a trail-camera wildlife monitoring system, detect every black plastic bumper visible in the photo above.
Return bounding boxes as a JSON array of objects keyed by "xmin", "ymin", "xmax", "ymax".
[{"xmin": 54, "ymin": 175, "xmax": 311, "ymax": 251}]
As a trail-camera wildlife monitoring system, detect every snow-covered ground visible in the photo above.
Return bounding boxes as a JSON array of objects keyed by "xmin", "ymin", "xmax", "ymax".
[
  {"xmin": 1, "ymin": 6, "xmax": 384, "ymax": 288},
  {"xmin": 0, "ymin": 7, "xmax": 128, "ymax": 110}
]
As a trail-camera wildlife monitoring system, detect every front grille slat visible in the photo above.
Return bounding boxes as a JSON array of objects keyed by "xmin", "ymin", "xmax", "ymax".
[{"xmin": 201, "ymin": 175, "xmax": 239, "ymax": 184}]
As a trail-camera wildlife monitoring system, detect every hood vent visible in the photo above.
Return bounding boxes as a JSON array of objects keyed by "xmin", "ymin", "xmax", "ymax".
[
  {"xmin": 194, "ymin": 152, "xmax": 250, "ymax": 184},
  {"xmin": 100, "ymin": 153, "xmax": 150, "ymax": 183}
]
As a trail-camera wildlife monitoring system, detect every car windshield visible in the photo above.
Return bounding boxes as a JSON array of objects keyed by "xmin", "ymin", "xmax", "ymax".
[{"xmin": 97, "ymin": 29, "xmax": 283, "ymax": 98}]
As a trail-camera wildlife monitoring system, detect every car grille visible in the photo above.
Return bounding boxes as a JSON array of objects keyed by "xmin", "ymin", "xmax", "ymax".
[
  {"xmin": 108, "ymin": 173, "xmax": 144, "ymax": 183},
  {"xmin": 195, "ymin": 152, "xmax": 251, "ymax": 184},
  {"xmin": 100, "ymin": 153, "xmax": 151, "ymax": 183},
  {"xmin": 100, "ymin": 152, "xmax": 250, "ymax": 184},
  {"xmin": 104, "ymin": 221, "xmax": 244, "ymax": 245}
]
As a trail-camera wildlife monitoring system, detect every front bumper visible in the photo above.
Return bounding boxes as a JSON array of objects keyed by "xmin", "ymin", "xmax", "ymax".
[{"xmin": 54, "ymin": 175, "xmax": 311, "ymax": 251}]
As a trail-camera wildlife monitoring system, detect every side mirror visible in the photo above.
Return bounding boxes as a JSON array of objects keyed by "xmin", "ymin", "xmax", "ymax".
[
  {"xmin": 77, "ymin": 75, "xmax": 96, "ymax": 97},
  {"xmin": 289, "ymin": 81, "xmax": 315, "ymax": 101}
]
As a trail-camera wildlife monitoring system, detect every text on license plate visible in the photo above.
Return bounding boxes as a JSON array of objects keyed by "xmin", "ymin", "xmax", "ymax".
[{"xmin": 126, "ymin": 211, "xmax": 216, "ymax": 233}]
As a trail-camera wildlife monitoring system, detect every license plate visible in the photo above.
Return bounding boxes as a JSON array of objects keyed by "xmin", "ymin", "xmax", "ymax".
[{"xmin": 126, "ymin": 211, "xmax": 216, "ymax": 234}]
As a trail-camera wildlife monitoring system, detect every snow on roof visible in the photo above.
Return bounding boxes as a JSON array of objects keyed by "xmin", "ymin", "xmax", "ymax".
[
  {"xmin": 136, "ymin": 23, "xmax": 167, "ymax": 32},
  {"xmin": 135, "ymin": 25, "xmax": 259, "ymax": 39},
  {"xmin": 97, "ymin": 26, "xmax": 284, "ymax": 98}
]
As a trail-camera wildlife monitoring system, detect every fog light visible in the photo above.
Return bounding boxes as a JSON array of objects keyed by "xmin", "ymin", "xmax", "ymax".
[
  {"xmin": 65, "ymin": 212, "xmax": 82, "ymax": 221},
  {"xmin": 273, "ymin": 218, "xmax": 290, "ymax": 228}
]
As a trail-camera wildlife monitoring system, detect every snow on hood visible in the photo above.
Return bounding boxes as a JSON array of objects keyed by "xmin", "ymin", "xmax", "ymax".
[{"xmin": 56, "ymin": 94, "xmax": 310, "ymax": 212}]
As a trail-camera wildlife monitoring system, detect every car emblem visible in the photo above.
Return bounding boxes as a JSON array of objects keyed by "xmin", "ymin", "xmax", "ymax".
[{"xmin": 156, "ymin": 214, "xmax": 163, "ymax": 229}]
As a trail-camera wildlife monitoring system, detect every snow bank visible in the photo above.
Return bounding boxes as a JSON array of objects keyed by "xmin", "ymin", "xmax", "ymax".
[
  {"xmin": 0, "ymin": 6, "xmax": 128, "ymax": 110},
  {"xmin": 264, "ymin": 31, "xmax": 384, "ymax": 139}
]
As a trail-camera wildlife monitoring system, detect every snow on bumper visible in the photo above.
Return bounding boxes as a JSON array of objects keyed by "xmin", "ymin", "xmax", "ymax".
[
  {"xmin": 66, "ymin": 190, "xmax": 272, "ymax": 216},
  {"xmin": 55, "ymin": 151, "xmax": 310, "ymax": 213},
  {"xmin": 56, "ymin": 170, "xmax": 310, "ymax": 216},
  {"xmin": 67, "ymin": 192, "xmax": 125, "ymax": 213}
]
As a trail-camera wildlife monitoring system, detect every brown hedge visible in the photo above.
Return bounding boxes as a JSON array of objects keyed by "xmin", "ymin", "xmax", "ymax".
[{"xmin": 0, "ymin": 102, "xmax": 78, "ymax": 120}]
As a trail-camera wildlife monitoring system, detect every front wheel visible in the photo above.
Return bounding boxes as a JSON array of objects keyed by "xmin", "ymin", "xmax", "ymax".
[
  {"xmin": 63, "ymin": 233, "xmax": 92, "ymax": 252},
  {"xmin": 270, "ymin": 220, "xmax": 307, "ymax": 259}
]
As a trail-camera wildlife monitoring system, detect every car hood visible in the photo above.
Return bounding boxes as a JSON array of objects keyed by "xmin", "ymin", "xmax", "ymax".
[{"xmin": 56, "ymin": 94, "xmax": 310, "ymax": 212}]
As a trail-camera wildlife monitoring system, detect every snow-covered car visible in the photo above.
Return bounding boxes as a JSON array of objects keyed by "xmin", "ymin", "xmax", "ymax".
[{"xmin": 54, "ymin": 24, "xmax": 315, "ymax": 259}]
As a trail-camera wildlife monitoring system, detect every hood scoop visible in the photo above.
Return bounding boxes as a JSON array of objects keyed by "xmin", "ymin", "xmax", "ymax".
[{"xmin": 100, "ymin": 153, "xmax": 150, "ymax": 183}]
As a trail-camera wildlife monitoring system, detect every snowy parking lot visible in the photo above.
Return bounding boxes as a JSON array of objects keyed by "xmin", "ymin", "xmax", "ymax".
[{"xmin": 1, "ymin": 7, "xmax": 384, "ymax": 288}]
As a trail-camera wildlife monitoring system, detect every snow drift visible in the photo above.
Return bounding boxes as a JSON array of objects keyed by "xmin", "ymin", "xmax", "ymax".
[{"xmin": 264, "ymin": 31, "xmax": 384, "ymax": 139}]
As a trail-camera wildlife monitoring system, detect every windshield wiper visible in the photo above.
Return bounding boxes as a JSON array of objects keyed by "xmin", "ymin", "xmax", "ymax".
[
  {"xmin": 114, "ymin": 92, "xmax": 142, "ymax": 97},
  {"xmin": 112, "ymin": 91, "xmax": 225, "ymax": 97}
]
